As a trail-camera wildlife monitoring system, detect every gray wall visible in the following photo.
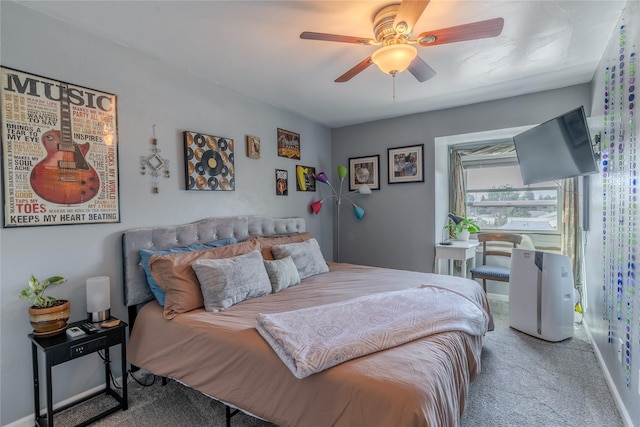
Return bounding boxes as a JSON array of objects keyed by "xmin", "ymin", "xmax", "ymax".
[
  {"xmin": 332, "ymin": 85, "xmax": 592, "ymax": 273},
  {"xmin": 0, "ymin": 3, "xmax": 332, "ymax": 424},
  {"xmin": 585, "ymin": 2, "xmax": 639, "ymax": 425}
]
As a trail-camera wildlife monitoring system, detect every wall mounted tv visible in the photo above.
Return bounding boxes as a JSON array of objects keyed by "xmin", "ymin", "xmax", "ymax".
[{"xmin": 513, "ymin": 106, "xmax": 599, "ymax": 185}]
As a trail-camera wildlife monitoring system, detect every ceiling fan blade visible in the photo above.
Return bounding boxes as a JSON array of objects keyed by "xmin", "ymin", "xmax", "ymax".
[
  {"xmin": 335, "ymin": 57, "xmax": 374, "ymax": 83},
  {"xmin": 393, "ymin": 0, "xmax": 430, "ymax": 35},
  {"xmin": 407, "ymin": 56, "xmax": 436, "ymax": 82},
  {"xmin": 417, "ymin": 17, "xmax": 504, "ymax": 47},
  {"xmin": 300, "ymin": 31, "xmax": 374, "ymax": 45}
]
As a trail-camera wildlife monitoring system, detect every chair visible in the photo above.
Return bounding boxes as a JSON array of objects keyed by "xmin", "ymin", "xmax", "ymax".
[{"xmin": 470, "ymin": 232, "xmax": 523, "ymax": 292}]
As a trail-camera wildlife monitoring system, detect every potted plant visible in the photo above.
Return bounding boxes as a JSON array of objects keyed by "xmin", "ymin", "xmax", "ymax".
[
  {"xmin": 19, "ymin": 274, "xmax": 70, "ymax": 336},
  {"xmin": 445, "ymin": 214, "xmax": 481, "ymax": 241}
]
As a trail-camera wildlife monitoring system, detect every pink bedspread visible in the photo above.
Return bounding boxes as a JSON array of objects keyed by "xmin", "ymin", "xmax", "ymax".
[{"xmin": 128, "ymin": 262, "xmax": 493, "ymax": 427}]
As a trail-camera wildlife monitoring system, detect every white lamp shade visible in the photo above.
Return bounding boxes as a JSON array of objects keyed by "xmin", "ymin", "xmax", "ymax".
[
  {"xmin": 371, "ymin": 44, "xmax": 417, "ymax": 74},
  {"xmin": 87, "ymin": 276, "xmax": 110, "ymax": 322},
  {"xmin": 358, "ymin": 184, "xmax": 372, "ymax": 194}
]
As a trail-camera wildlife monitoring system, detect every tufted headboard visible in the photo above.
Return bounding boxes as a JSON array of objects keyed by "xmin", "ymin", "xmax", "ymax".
[{"xmin": 122, "ymin": 215, "xmax": 306, "ymax": 308}]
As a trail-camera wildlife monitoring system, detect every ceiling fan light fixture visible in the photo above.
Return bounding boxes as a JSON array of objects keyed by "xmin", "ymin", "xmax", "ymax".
[
  {"xmin": 371, "ymin": 44, "xmax": 418, "ymax": 75},
  {"xmin": 418, "ymin": 34, "xmax": 437, "ymax": 45}
]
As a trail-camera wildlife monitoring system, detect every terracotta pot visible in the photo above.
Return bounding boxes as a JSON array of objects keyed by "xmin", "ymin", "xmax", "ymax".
[{"xmin": 28, "ymin": 300, "xmax": 70, "ymax": 336}]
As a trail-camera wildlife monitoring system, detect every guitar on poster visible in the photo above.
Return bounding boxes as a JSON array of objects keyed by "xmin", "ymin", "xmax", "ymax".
[{"xmin": 29, "ymin": 83, "xmax": 100, "ymax": 205}]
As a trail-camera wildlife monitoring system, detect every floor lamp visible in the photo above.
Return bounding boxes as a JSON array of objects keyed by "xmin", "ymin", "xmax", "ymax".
[{"xmin": 310, "ymin": 166, "xmax": 371, "ymax": 262}]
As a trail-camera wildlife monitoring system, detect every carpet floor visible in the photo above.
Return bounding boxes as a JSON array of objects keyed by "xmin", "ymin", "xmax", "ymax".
[{"xmin": 52, "ymin": 299, "xmax": 623, "ymax": 426}]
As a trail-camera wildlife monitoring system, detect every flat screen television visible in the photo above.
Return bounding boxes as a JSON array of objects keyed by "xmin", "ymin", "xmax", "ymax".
[{"xmin": 513, "ymin": 106, "xmax": 599, "ymax": 185}]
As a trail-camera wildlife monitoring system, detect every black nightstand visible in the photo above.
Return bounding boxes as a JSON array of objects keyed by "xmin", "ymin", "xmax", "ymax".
[{"xmin": 29, "ymin": 317, "xmax": 128, "ymax": 427}]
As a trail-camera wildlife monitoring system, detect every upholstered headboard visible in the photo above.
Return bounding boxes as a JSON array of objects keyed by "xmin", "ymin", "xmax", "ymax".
[{"xmin": 122, "ymin": 215, "xmax": 306, "ymax": 307}]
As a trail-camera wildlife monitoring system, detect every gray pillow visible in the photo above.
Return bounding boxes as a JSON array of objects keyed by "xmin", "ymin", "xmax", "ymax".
[
  {"xmin": 264, "ymin": 256, "xmax": 301, "ymax": 293},
  {"xmin": 271, "ymin": 238, "xmax": 329, "ymax": 279},
  {"xmin": 192, "ymin": 250, "xmax": 271, "ymax": 312}
]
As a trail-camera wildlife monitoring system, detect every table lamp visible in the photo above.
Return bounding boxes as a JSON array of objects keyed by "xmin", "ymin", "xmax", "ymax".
[{"xmin": 87, "ymin": 276, "xmax": 110, "ymax": 322}]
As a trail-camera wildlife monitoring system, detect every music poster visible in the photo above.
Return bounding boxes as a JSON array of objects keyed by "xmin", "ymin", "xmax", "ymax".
[{"xmin": 1, "ymin": 67, "xmax": 120, "ymax": 227}]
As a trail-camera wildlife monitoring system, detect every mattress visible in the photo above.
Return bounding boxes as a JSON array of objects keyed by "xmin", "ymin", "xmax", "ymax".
[{"xmin": 127, "ymin": 262, "xmax": 493, "ymax": 427}]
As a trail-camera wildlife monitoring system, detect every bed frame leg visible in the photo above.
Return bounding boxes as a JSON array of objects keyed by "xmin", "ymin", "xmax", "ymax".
[{"xmin": 225, "ymin": 405, "xmax": 239, "ymax": 427}]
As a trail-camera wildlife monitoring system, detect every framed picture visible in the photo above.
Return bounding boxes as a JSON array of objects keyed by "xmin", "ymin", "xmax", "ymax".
[
  {"xmin": 246, "ymin": 135, "xmax": 260, "ymax": 159},
  {"xmin": 387, "ymin": 144, "xmax": 424, "ymax": 184},
  {"xmin": 295, "ymin": 165, "xmax": 316, "ymax": 192},
  {"xmin": 348, "ymin": 155, "xmax": 380, "ymax": 191},
  {"xmin": 277, "ymin": 128, "xmax": 300, "ymax": 160},
  {"xmin": 275, "ymin": 169, "xmax": 288, "ymax": 196},
  {"xmin": 184, "ymin": 131, "xmax": 234, "ymax": 191},
  {"xmin": 0, "ymin": 67, "xmax": 120, "ymax": 227}
]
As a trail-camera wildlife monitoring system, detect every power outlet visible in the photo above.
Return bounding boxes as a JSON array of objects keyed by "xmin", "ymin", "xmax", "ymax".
[
  {"xmin": 69, "ymin": 335, "xmax": 107, "ymax": 360},
  {"xmin": 618, "ymin": 338, "xmax": 624, "ymax": 364}
]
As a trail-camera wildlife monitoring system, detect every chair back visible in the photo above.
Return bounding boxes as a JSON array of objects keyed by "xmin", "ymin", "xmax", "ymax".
[
  {"xmin": 477, "ymin": 232, "xmax": 523, "ymax": 264},
  {"xmin": 471, "ymin": 232, "xmax": 523, "ymax": 292}
]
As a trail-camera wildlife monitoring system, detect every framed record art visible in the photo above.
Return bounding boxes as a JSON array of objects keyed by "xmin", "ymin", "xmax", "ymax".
[
  {"xmin": 275, "ymin": 169, "xmax": 288, "ymax": 196},
  {"xmin": 0, "ymin": 67, "xmax": 120, "ymax": 228},
  {"xmin": 277, "ymin": 128, "xmax": 300, "ymax": 160},
  {"xmin": 183, "ymin": 131, "xmax": 235, "ymax": 191},
  {"xmin": 295, "ymin": 165, "xmax": 316, "ymax": 192},
  {"xmin": 246, "ymin": 135, "xmax": 260, "ymax": 159}
]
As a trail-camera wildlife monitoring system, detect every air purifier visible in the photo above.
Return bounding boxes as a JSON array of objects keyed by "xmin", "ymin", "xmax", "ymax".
[{"xmin": 509, "ymin": 249, "xmax": 574, "ymax": 342}]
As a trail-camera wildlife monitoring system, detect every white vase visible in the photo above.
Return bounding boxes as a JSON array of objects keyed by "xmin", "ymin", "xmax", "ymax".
[{"xmin": 457, "ymin": 229, "xmax": 470, "ymax": 241}]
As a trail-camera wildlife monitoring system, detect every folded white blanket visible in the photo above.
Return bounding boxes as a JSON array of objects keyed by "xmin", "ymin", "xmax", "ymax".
[{"xmin": 256, "ymin": 285, "xmax": 489, "ymax": 379}]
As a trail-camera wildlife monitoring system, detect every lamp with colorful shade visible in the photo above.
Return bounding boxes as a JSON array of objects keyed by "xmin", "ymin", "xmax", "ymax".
[
  {"xmin": 310, "ymin": 184, "xmax": 370, "ymax": 217},
  {"xmin": 310, "ymin": 200, "xmax": 324, "ymax": 215},
  {"xmin": 310, "ymin": 165, "xmax": 372, "ymax": 261},
  {"xmin": 314, "ymin": 172, "xmax": 329, "ymax": 183},
  {"xmin": 353, "ymin": 205, "xmax": 365, "ymax": 220},
  {"xmin": 337, "ymin": 165, "xmax": 348, "ymax": 179}
]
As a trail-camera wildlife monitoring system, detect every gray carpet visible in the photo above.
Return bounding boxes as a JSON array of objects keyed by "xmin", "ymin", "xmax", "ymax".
[
  {"xmin": 53, "ymin": 299, "xmax": 623, "ymax": 426},
  {"xmin": 460, "ymin": 300, "xmax": 623, "ymax": 426}
]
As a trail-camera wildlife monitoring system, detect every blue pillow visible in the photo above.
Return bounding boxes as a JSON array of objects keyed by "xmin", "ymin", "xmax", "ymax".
[{"xmin": 139, "ymin": 237, "xmax": 238, "ymax": 306}]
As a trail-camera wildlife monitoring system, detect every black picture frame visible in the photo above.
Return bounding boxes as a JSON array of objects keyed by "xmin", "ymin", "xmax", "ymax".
[
  {"xmin": 348, "ymin": 155, "xmax": 380, "ymax": 191},
  {"xmin": 387, "ymin": 144, "xmax": 424, "ymax": 184}
]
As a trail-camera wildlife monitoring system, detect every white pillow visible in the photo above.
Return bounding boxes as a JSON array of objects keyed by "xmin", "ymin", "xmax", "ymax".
[
  {"xmin": 192, "ymin": 250, "xmax": 271, "ymax": 312},
  {"xmin": 264, "ymin": 256, "xmax": 301, "ymax": 293},
  {"xmin": 271, "ymin": 238, "xmax": 329, "ymax": 279}
]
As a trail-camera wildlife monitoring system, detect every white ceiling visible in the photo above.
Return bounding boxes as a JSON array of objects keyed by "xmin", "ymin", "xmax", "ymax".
[{"xmin": 18, "ymin": 0, "xmax": 627, "ymax": 128}]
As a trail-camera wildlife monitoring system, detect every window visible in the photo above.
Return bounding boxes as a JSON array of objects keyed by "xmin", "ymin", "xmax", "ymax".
[{"xmin": 464, "ymin": 162, "xmax": 561, "ymax": 234}]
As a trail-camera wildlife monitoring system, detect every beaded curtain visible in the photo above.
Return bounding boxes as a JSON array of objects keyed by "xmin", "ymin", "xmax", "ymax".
[{"xmin": 602, "ymin": 22, "xmax": 637, "ymax": 388}]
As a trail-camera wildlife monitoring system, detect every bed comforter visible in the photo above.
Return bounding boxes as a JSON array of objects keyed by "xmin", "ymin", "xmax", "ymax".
[
  {"xmin": 127, "ymin": 262, "xmax": 493, "ymax": 427},
  {"xmin": 257, "ymin": 286, "xmax": 489, "ymax": 379}
]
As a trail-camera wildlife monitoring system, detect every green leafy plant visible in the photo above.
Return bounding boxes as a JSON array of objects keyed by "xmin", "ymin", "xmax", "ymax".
[
  {"xmin": 445, "ymin": 216, "xmax": 481, "ymax": 237},
  {"xmin": 19, "ymin": 275, "xmax": 67, "ymax": 308}
]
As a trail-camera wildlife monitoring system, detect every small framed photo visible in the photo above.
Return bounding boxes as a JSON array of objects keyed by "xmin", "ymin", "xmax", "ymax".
[
  {"xmin": 275, "ymin": 169, "xmax": 288, "ymax": 196},
  {"xmin": 183, "ymin": 131, "xmax": 235, "ymax": 191},
  {"xmin": 349, "ymin": 155, "xmax": 380, "ymax": 191},
  {"xmin": 295, "ymin": 165, "xmax": 316, "ymax": 192},
  {"xmin": 387, "ymin": 144, "xmax": 424, "ymax": 184},
  {"xmin": 246, "ymin": 135, "xmax": 260, "ymax": 159},
  {"xmin": 277, "ymin": 128, "xmax": 300, "ymax": 160}
]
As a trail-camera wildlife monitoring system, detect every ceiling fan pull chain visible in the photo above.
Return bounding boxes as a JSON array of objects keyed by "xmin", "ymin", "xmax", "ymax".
[
  {"xmin": 391, "ymin": 70, "xmax": 397, "ymax": 103},
  {"xmin": 393, "ymin": 75, "xmax": 396, "ymax": 103}
]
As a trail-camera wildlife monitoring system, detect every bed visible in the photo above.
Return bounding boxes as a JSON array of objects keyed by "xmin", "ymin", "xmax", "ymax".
[{"xmin": 123, "ymin": 216, "xmax": 493, "ymax": 427}]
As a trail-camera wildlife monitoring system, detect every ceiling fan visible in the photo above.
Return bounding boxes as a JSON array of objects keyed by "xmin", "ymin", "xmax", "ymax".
[{"xmin": 300, "ymin": 0, "xmax": 504, "ymax": 83}]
